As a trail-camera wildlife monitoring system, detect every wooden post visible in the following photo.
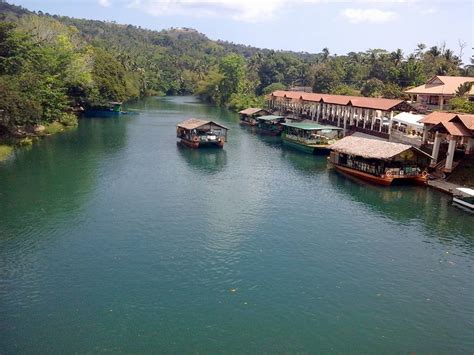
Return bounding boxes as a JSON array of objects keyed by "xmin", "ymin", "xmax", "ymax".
[{"xmin": 445, "ymin": 136, "xmax": 456, "ymax": 171}]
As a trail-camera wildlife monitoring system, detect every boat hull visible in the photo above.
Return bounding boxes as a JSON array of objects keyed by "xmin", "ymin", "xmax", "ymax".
[
  {"xmin": 333, "ymin": 164, "xmax": 427, "ymax": 186},
  {"xmin": 282, "ymin": 138, "xmax": 331, "ymax": 154},
  {"xmin": 180, "ymin": 138, "xmax": 224, "ymax": 149}
]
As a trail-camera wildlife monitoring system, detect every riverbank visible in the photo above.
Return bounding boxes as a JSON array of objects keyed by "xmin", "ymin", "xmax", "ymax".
[{"xmin": 0, "ymin": 118, "xmax": 78, "ymax": 162}]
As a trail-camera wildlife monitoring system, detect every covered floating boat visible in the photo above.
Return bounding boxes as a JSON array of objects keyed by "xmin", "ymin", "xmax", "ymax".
[
  {"xmin": 256, "ymin": 115, "xmax": 286, "ymax": 136},
  {"xmin": 281, "ymin": 121, "xmax": 343, "ymax": 154},
  {"xmin": 177, "ymin": 118, "xmax": 228, "ymax": 149},
  {"xmin": 328, "ymin": 136, "xmax": 431, "ymax": 186},
  {"xmin": 452, "ymin": 187, "xmax": 474, "ymax": 212},
  {"xmin": 238, "ymin": 108, "xmax": 271, "ymax": 126},
  {"xmin": 84, "ymin": 102, "xmax": 136, "ymax": 117}
]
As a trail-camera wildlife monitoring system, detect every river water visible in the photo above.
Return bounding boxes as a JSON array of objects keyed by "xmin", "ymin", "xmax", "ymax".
[{"xmin": 1, "ymin": 96, "xmax": 473, "ymax": 353}]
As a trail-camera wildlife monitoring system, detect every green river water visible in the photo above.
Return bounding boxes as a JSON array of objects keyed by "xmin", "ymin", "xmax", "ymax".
[{"xmin": 0, "ymin": 96, "xmax": 473, "ymax": 353}]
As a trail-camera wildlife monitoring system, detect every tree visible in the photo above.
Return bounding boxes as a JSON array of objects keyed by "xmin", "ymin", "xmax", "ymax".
[
  {"xmin": 217, "ymin": 53, "xmax": 245, "ymax": 103},
  {"xmin": 454, "ymin": 82, "xmax": 473, "ymax": 97},
  {"xmin": 262, "ymin": 82, "xmax": 286, "ymax": 95},
  {"xmin": 361, "ymin": 78, "xmax": 384, "ymax": 97}
]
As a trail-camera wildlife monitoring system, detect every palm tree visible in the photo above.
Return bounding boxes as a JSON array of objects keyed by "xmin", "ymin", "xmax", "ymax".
[
  {"xmin": 455, "ymin": 82, "xmax": 474, "ymax": 97},
  {"xmin": 391, "ymin": 49, "xmax": 404, "ymax": 66}
]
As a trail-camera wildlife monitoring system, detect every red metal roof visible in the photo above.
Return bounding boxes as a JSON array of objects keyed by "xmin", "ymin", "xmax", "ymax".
[{"xmin": 270, "ymin": 90, "xmax": 405, "ymax": 110}]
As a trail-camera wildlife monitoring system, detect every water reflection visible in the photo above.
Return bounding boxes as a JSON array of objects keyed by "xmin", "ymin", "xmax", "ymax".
[
  {"xmin": 280, "ymin": 148, "xmax": 327, "ymax": 176},
  {"xmin": 176, "ymin": 144, "xmax": 228, "ymax": 175},
  {"xmin": 328, "ymin": 170, "xmax": 474, "ymax": 249}
]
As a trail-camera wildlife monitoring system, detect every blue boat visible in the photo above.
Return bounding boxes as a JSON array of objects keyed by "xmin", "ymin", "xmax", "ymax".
[{"xmin": 84, "ymin": 102, "xmax": 138, "ymax": 117}]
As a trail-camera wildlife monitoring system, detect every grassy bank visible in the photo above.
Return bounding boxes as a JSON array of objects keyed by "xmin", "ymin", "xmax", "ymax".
[{"xmin": 0, "ymin": 145, "xmax": 13, "ymax": 161}]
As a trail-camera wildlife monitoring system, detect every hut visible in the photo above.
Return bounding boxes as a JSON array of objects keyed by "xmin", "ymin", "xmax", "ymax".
[
  {"xmin": 329, "ymin": 136, "xmax": 431, "ymax": 186},
  {"xmin": 256, "ymin": 115, "xmax": 286, "ymax": 136},
  {"xmin": 176, "ymin": 118, "xmax": 228, "ymax": 149},
  {"xmin": 238, "ymin": 108, "xmax": 271, "ymax": 126},
  {"xmin": 281, "ymin": 121, "xmax": 342, "ymax": 154}
]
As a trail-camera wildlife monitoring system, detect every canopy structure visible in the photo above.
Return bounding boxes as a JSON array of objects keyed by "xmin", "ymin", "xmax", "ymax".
[
  {"xmin": 257, "ymin": 115, "xmax": 285, "ymax": 121},
  {"xmin": 330, "ymin": 136, "xmax": 431, "ymax": 160},
  {"xmin": 282, "ymin": 122, "xmax": 342, "ymax": 131},
  {"xmin": 177, "ymin": 118, "xmax": 228, "ymax": 131},
  {"xmin": 392, "ymin": 112, "xmax": 424, "ymax": 128},
  {"xmin": 238, "ymin": 108, "xmax": 270, "ymax": 116}
]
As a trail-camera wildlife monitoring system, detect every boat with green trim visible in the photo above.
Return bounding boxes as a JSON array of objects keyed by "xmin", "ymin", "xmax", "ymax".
[
  {"xmin": 84, "ymin": 102, "xmax": 138, "ymax": 117},
  {"xmin": 281, "ymin": 121, "xmax": 343, "ymax": 154},
  {"xmin": 256, "ymin": 115, "xmax": 286, "ymax": 136},
  {"xmin": 238, "ymin": 108, "xmax": 271, "ymax": 127}
]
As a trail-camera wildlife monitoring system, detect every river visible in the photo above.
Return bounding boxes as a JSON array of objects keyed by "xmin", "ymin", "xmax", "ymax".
[{"xmin": 1, "ymin": 96, "xmax": 473, "ymax": 353}]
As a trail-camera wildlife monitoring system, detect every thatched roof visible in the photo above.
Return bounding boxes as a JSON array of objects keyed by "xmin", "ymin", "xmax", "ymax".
[
  {"xmin": 238, "ymin": 107, "xmax": 269, "ymax": 115},
  {"xmin": 177, "ymin": 118, "xmax": 228, "ymax": 130},
  {"xmin": 330, "ymin": 136, "xmax": 430, "ymax": 159}
]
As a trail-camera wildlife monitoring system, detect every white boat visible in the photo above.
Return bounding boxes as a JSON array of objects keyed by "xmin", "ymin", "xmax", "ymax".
[{"xmin": 452, "ymin": 187, "xmax": 474, "ymax": 212}]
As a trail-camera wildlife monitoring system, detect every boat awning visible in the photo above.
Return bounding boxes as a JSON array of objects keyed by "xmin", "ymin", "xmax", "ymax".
[
  {"xmin": 456, "ymin": 187, "xmax": 474, "ymax": 197},
  {"xmin": 281, "ymin": 122, "xmax": 342, "ymax": 131},
  {"xmin": 177, "ymin": 118, "xmax": 228, "ymax": 130},
  {"xmin": 392, "ymin": 112, "xmax": 424, "ymax": 128},
  {"xmin": 257, "ymin": 115, "xmax": 285, "ymax": 121}
]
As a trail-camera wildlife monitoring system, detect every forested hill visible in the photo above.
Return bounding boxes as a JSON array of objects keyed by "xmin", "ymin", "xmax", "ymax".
[{"xmin": 0, "ymin": 0, "xmax": 472, "ymax": 137}]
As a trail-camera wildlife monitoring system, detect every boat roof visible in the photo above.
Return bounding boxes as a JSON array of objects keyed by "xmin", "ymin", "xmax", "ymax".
[
  {"xmin": 177, "ymin": 118, "xmax": 228, "ymax": 130},
  {"xmin": 330, "ymin": 136, "xmax": 432, "ymax": 160},
  {"xmin": 456, "ymin": 187, "xmax": 474, "ymax": 196},
  {"xmin": 257, "ymin": 115, "xmax": 285, "ymax": 121},
  {"xmin": 281, "ymin": 122, "xmax": 342, "ymax": 130},
  {"xmin": 239, "ymin": 107, "xmax": 269, "ymax": 115}
]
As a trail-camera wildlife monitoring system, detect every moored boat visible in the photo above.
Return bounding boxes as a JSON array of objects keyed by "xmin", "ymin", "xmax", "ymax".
[
  {"xmin": 177, "ymin": 118, "xmax": 228, "ymax": 149},
  {"xmin": 84, "ymin": 102, "xmax": 136, "ymax": 117},
  {"xmin": 281, "ymin": 121, "xmax": 342, "ymax": 154},
  {"xmin": 238, "ymin": 108, "xmax": 271, "ymax": 127},
  {"xmin": 329, "ymin": 136, "xmax": 431, "ymax": 186},
  {"xmin": 452, "ymin": 187, "xmax": 474, "ymax": 212},
  {"xmin": 256, "ymin": 115, "xmax": 286, "ymax": 136}
]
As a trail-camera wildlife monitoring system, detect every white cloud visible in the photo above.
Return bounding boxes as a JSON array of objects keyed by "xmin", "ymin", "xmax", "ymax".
[
  {"xmin": 341, "ymin": 8, "xmax": 397, "ymax": 23},
  {"xmin": 420, "ymin": 7, "xmax": 437, "ymax": 15},
  {"xmin": 127, "ymin": 0, "xmax": 323, "ymax": 23},
  {"xmin": 125, "ymin": 0, "xmax": 412, "ymax": 23},
  {"xmin": 99, "ymin": 0, "xmax": 112, "ymax": 7}
]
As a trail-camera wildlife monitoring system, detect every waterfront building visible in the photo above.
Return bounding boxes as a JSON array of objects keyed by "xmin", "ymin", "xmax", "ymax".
[
  {"xmin": 176, "ymin": 118, "xmax": 228, "ymax": 148},
  {"xmin": 267, "ymin": 90, "xmax": 415, "ymax": 140},
  {"xmin": 405, "ymin": 76, "xmax": 474, "ymax": 111},
  {"xmin": 238, "ymin": 108, "xmax": 271, "ymax": 126},
  {"xmin": 419, "ymin": 112, "xmax": 474, "ymax": 172},
  {"xmin": 329, "ymin": 136, "xmax": 431, "ymax": 186},
  {"xmin": 281, "ymin": 121, "xmax": 342, "ymax": 154}
]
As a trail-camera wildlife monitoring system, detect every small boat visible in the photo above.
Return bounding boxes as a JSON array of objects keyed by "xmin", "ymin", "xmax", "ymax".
[
  {"xmin": 452, "ymin": 187, "xmax": 474, "ymax": 212},
  {"xmin": 256, "ymin": 115, "xmax": 286, "ymax": 136},
  {"xmin": 281, "ymin": 121, "xmax": 342, "ymax": 154},
  {"xmin": 177, "ymin": 118, "xmax": 228, "ymax": 149},
  {"xmin": 238, "ymin": 108, "xmax": 271, "ymax": 127},
  {"xmin": 84, "ymin": 102, "xmax": 136, "ymax": 117},
  {"xmin": 329, "ymin": 136, "xmax": 431, "ymax": 186}
]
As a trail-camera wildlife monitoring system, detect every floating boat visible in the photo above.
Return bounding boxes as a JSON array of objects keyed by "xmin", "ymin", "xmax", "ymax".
[
  {"xmin": 84, "ymin": 102, "xmax": 137, "ymax": 117},
  {"xmin": 281, "ymin": 121, "xmax": 343, "ymax": 154},
  {"xmin": 328, "ymin": 136, "xmax": 431, "ymax": 186},
  {"xmin": 256, "ymin": 115, "xmax": 286, "ymax": 136},
  {"xmin": 238, "ymin": 108, "xmax": 271, "ymax": 127},
  {"xmin": 176, "ymin": 118, "xmax": 228, "ymax": 149},
  {"xmin": 452, "ymin": 187, "xmax": 474, "ymax": 212}
]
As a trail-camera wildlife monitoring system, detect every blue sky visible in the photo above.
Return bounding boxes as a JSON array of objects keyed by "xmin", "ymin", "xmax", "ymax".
[{"xmin": 10, "ymin": 0, "xmax": 473, "ymax": 64}]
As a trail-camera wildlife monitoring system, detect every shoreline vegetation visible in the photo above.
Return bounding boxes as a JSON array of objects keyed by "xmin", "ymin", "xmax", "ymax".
[{"xmin": 0, "ymin": 1, "xmax": 473, "ymax": 160}]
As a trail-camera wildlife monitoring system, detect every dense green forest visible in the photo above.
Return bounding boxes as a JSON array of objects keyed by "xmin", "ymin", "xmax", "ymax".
[{"xmin": 0, "ymin": 0, "xmax": 473, "ymax": 143}]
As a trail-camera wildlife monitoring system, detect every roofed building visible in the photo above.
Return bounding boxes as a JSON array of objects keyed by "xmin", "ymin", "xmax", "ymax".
[
  {"xmin": 267, "ymin": 90, "xmax": 416, "ymax": 140},
  {"xmin": 405, "ymin": 76, "xmax": 474, "ymax": 111},
  {"xmin": 419, "ymin": 112, "xmax": 474, "ymax": 172}
]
